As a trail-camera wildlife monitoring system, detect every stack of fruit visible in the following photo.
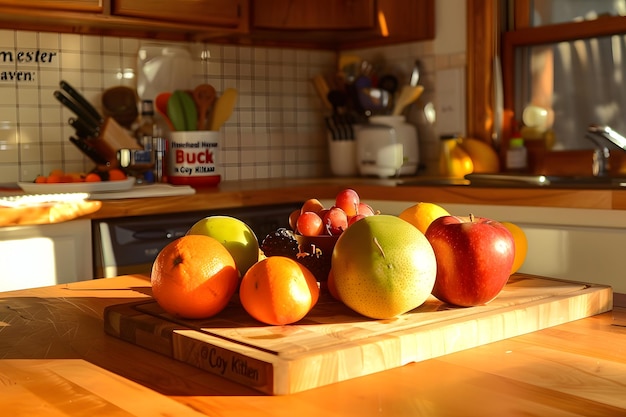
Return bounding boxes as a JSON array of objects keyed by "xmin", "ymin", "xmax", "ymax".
[
  {"xmin": 150, "ymin": 188, "xmax": 528, "ymax": 325},
  {"xmin": 33, "ymin": 168, "xmax": 127, "ymax": 183}
]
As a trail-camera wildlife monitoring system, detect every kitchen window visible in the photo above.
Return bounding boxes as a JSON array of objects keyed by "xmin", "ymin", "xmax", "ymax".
[{"xmin": 468, "ymin": 0, "xmax": 626, "ymax": 153}]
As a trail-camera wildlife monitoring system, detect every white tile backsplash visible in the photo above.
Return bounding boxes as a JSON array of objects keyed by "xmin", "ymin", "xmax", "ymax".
[{"xmin": 0, "ymin": 29, "xmax": 463, "ymax": 183}]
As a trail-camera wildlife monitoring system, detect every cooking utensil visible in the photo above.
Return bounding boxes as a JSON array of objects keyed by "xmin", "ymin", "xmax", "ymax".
[
  {"xmin": 192, "ymin": 84, "xmax": 216, "ymax": 131},
  {"xmin": 60, "ymin": 80, "xmax": 103, "ymax": 125},
  {"xmin": 54, "ymin": 90, "xmax": 102, "ymax": 132},
  {"xmin": 357, "ymin": 87, "xmax": 391, "ymax": 116},
  {"xmin": 167, "ymin": 90, "xmax": 198, "ymax": 131},
  {"xmin": 327, "ymin": 90, "xmax": 352, "ymax": 140},
  {"xmin": 101, "ymin": 86, "xmax": 139, "ymax": 129},
  {"xmin": 155, "ymin": 92, "xmax": 174, "ymax": 130},
  {"xmin": 410, "ymin": 60, "xmax": 420, "ymax": 87},
  {"xmin": 338, "ymin": 54, "xmax": 362, "ymax": 83},
  {"xmin": 312, "ymin": 74, "xmax": 332, "ymax": 110},
  {"xmin": 392, "ymin": 85, "xmax": 424, "ymax": 116},
  {"xmin": 209, "ymin": 88, "xmax": 238, "ymax": 131},
  {"xmin": 378, "ymin": 74, "xmax": 399, "ymax": 95}
]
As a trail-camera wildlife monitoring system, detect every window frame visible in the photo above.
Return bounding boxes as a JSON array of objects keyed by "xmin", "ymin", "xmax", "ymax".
[{"xmin": 468, "ymin": 0, "xmax": 626, "ymax": 144}]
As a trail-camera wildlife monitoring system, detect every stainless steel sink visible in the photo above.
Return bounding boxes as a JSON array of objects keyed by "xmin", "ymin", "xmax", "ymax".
[
  {"xmin": 398, "ymin": 174, "xmax": 626, "ymax": 188},
  {"xmin": 465, "ymin": 173, "xmax": 626, "ymax": 188}
]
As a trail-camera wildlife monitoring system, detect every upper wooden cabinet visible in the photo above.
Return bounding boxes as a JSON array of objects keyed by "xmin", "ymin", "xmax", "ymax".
[
  {"xmin": 0, "ymin": 0, "xmax": 433, "ymax": 48},
  {"xmin": 253, "ymin": 0, "xmax": 375, "ymax": 30},
  {"xmin": 0, "ymin": 0, "xmax": 248, "ymax": 41},
  {"xmin": 113, "ymin": 0, "xmax": 244, "ymax": 29},
  {"xmin": 0, "ymin": 0, "xmax": 102, "ymax": 12},
  {"xmin": 250, "ymin": 0, "xmax": 435, "ymax": 49}
]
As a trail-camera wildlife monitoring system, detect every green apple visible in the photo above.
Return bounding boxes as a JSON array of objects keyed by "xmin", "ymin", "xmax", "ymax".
[{"xmin": 187, "ymin": 216, "xmax": 259, "ymax": 276}]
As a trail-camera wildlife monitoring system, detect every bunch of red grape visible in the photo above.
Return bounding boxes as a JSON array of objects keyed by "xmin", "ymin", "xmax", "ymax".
[{"xmin": 290, "ymin": 188, "xmax": 377, "ymax": 237}]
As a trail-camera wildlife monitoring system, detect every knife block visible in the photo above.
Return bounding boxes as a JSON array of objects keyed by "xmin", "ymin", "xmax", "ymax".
[{"xmin": 86, "ymin": 117, "xmax": 142, "ymax": 167}]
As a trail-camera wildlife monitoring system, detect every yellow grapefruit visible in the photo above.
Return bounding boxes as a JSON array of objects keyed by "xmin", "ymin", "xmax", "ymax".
[{"xmin": 331, "ymin": 215, "xmax": 437, "ymax": 319}]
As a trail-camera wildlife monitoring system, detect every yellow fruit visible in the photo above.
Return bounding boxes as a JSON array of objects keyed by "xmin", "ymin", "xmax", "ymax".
[
  {"xmin": 332, "ymin": 215, "xmax": 437, "ymax": 319},
  {"xmin": 501, "ymin": 221, "xmax": 528, "ymax": 274},
  {"xmin": 457, "ymin": 137, "xmax": 500, "ymax": 173},
  {"xmin": 440, "ymin": 139, "xmax": 474, "ymax": 178},
  {"xmin": 398, "ymin": 202, "xmax": 450, "ymax": 235}
]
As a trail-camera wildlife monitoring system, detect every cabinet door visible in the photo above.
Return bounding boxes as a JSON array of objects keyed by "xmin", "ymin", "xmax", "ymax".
[
  {"xmin": 0, "ymin": 219, "xmax": 93, "ymax": 292},
  {"xmin": 0, "ymin": 0, "xmax": 102, "ymax": 12},
  {"xmin": 252, "ymin": 0, "xmax": 375, "ymax": 30},
  {"xmin": 113, "ymin": 0, "xmax": 244, "ymax": 28},
  {"xmin": 250, "ymin": 0, "xmax": 434, "ymax": 49}
]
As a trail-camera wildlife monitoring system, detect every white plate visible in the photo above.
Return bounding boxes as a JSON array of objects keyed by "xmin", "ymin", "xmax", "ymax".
[{"xmin": 18, "ymin": 177, "xmax": 136, "ymax": 194}]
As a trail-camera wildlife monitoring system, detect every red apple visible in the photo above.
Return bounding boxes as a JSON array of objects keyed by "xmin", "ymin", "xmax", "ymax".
[{"xmin": 425, "ymin": 214, "xmax": 515, "ymax": 307}]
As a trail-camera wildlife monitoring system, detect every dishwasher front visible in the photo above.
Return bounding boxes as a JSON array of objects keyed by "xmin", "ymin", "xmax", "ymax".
[{"xmin": 92, "ymin": 203, "xmax": 301, "ymax": 278}]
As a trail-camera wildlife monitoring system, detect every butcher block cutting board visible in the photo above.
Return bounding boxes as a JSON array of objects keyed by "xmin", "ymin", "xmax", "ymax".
[{"xmin": 103, "ymin": 274, "xmax": 612, "ymax": 395}]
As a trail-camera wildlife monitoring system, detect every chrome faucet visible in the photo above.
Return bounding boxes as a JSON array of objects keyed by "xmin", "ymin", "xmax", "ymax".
[{"xmin": 586, "ymin": 124, "xmax": 626, "ymax": 176}]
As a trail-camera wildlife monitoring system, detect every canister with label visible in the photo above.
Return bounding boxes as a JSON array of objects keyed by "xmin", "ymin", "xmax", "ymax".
[{"xmin": 167, "ymin": 131, "xmax": 221, "ymax": 187}]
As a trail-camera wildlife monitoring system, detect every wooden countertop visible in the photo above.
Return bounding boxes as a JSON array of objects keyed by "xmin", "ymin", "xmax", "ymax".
[
  {"xmin": 90, "ymin": 177, "xmax": 626, "ymax": 220},
  {"xmin": 1, "ymin": 275, "xmax": 625, "ymax": 415}
]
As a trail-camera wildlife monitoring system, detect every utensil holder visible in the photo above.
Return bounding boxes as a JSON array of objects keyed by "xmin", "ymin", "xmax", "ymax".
[
  {"xmin": 167, "ymin": 131, "xmax": 221, "ymax": 187},
  {"xmin": 328, "ymin": 134, "xmax": 358, "ymax": 177}
]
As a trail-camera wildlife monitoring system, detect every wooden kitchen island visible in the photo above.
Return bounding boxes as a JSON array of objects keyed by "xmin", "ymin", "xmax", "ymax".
[{"xmin": 1, "ymin": 274, "xmax": 625, "ymax": 416}]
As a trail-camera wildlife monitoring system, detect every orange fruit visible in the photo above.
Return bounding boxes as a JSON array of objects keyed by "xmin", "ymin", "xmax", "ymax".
[
  {"xmin": 151, "ymin": 235, "xmax": 239, "ymax": 319},
  {"xmin": 34, "ymin": 175, "xmax": 47, "ymax": 183},
  {"xmin": 108, "ymin": 168, "xmax": 127, "ymax": 181},
  {"xmin": 46, "ymin": 174, "xmax": 63, "ymax": 183},
  {"xmin": 398, "ymin": 202, "xmax": 450, "ymax": 234},
  {"xmin": 239, "ymin": 256, "xmax": 320, "ymax": 325},
  {"xmin": 501, "ymin": 221, "xmax": 528, "ymax": 274},
  {"xmin": 85, "ymin": 173, "xmax": 102, "ymax": 182}
]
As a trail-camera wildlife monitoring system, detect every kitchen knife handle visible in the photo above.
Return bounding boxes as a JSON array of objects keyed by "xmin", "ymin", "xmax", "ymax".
[
  {"xmin": 54, "ymin": 90, "xmax": 102, "ymax": 131},
  {"xmin": 69, "ymin": 136, "xmax": 109, "ymax": 165},
  {"xmin": 60, "ymin": 80, "xmax": 104, "ymax": 124},
  {"xmin": 69, "ymin": 117, "xmax": 99, "ymax": 138}
]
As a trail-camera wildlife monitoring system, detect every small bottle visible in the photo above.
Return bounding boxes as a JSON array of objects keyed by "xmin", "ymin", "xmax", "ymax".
[
  {"xmin": 506, "ymin": 136, "xmax": 528, "ymax": 172},
  {"xmin": 134, "ymin": 100, "xmax": 157, "ymax": 182},
  {"xmin": 138, "ymin": 99, "xmax": 156, "ymax": 151}
]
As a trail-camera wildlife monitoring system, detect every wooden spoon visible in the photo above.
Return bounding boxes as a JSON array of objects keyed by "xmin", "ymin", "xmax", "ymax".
[
  {"xmin": 192, "ymin": 84, "xmax": 216, "ymax": 131},
  {"xmin": 392, "ymin": 85, "xmax": 424, "ymax": 116},
  {"xmin": 209, "ymin": 88, "xmax": 238, "ymax": 131}
]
